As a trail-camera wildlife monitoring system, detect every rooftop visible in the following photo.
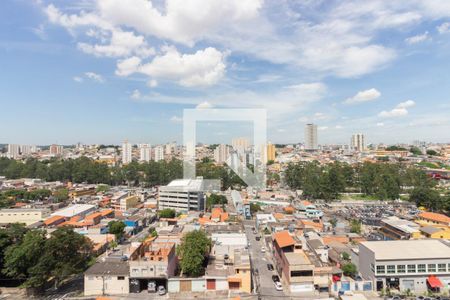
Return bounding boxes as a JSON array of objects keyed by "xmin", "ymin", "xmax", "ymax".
[
  {"xmin": 273, "ymin": 230, "xmax": 295, "ymax": 248},
  {"xmin": 160, "ymin": 178, "xmax": 204, "ymax": 192},
  {"xmin": 51, "ymin": 204, "xmax": 95, "ymax": 217},
  {"xmin": 418, "ymin": 212, "xmax": 450, "ymax": 224},
  {"xmin": 85, "ymin": 261, "xmax": 129, "ymax": 276},
  {"xmin": 360, "ymin": 239, "xmax": 450, "ymax": 260}
]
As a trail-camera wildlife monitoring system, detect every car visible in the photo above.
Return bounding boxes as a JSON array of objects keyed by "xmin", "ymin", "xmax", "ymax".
[
  {"xmin": 254, "ymin": 268, "xmax": 259, "ymax": 275},
  {"xmin": 274, "ymin": 281, "xmax": 283, "ymax": 291},
  {"xmin": 157, "ymin": 286, "xmax": 166, "ymax": 296},
  {"xmin": 255, "ymin": 236, "xmax": 260, "ymax": 241},
  {"xmin": 261, "ymin": 247, "xmax": 266, "ymax": 253},
  {"xmin": 272, "ymin": 275, "xmax": 280, "ymax": 282},
  {"xmin": 147, "ymin": 281, "xmax": 156, "ymax": 293},
  {"xmin": 267, "ymin": 263, "xmax": 274, "ymax": 271}
]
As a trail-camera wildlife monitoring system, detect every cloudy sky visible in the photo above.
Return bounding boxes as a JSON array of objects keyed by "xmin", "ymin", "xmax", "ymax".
[{"xmin": 1, "ymin": 0, "xmax": 449, "ymax": 145}]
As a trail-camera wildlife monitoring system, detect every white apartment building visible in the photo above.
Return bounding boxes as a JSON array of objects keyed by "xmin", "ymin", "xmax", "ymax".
[
  {"xmin": 20, "ymin": 144, "xmax": 36, "ymax": 156},
  {"xmin": 7, "ymin": 144, "xmax": 20, "ymax": 159},
  {"xmin": 158, "ymin": 178, "xmax": 205, "ymax": 212},
  {"xmin": 122, "ymin": 140, "xmax": 132, "ymax": 164},
  {"xmin": 139, "ymin": 144, "xmax": 151, "ymax": 162},
  {"xmin": 351, "ymin": 133, "xmax": 366, "ymax": 152},
  {"xmin": 154, "ymin": 146, "xmax": 164, "ymax": 162},
  {"xmin": 214, "ymin": 144, "xmax": 230, "ymax": 164},
  {"xmin": 49, "ymin": 144, "xmax": 64, "ymax": 156},
  {"xmin": 232, "ymin": 137, "xmax": 250, "ymax": 153},
  {"xmin": 304, "ymin": 123, "xmax": 318, "ymax": 150},
  {"xmin": 359, "ymin": 240, "xmax": 450, "ymax": 293}
]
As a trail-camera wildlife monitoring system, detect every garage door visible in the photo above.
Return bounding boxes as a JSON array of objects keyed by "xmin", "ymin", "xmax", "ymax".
[
  {"xmin": 207, "ymin": 279, "xmax": 216, "ymax": 290},
  {"xmin": 180, "ymin": 280, "xmax": 192, "ymax": 292},
  {"xmin": 290, "ymin": 283, "xmax": 314, "ymax": 293},
  {"xmin": 402, "ymin": 279, "xmax": 414, "ymax": 291}
]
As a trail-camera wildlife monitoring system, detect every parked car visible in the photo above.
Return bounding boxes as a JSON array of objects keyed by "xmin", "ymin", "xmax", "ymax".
[
  {"xmin": 274, "ymin": 281, "xmax": 283, "ymax": 291},
  {"xmin": 147, "ymin": 281, "xmax": 156, "ymax": 293},
  {"xmin": 261, "ymin": 246, "xmax": 266, "ymax": 253},
  {"xmin": 267, "ymin": 263, "xmax": 274, "ymax": 271},
  {"xmin": 272, "ymin": 275, "xmax": 280, "ymax": 282},
  {"xmin": 157, "ymin": 286, "xmax": 166, "ymax": 296}
]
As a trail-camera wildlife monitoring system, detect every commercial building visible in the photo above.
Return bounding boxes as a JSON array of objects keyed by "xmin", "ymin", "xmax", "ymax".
[
  {"xmin": 51, "ymin": 204, "xmax": 96, "ymax": 218},
  {"xmin": 49, "ymin": 144, "xmax": 63, "ymax": 156},
  {"xmin": 0, "ymin": 208, "xmax": 51, "ymax": 225},
  {"xmin": 304, "ymin": 124, "xmax": 318, "ymax": 150},
  {"xmin": 272, "ymin": 231, "xmax": 315, "ymax": 293},
  {"xmin": 416, "ymin": 212, "xmax": 450, "ymax": 229},
  {"xmin": 359, "ymin": 240, "xmax": 450, "ymax": 293},
  {"xmin": 122, "ymin": 140, "xmax": 132, "ymax": 164},
  {"xmin": 158, "ymin": 178, "xmax": 205, "ymax": 212},
  {"xmin": 111, "ymin": 195, "xmax": 139, "ymax": 212},
  {"xmin": 351, "ymin": 133, "xmax": 365, "ymax": 151},
  {"xmin": 378, "ymin": 216, "xmax": 421, "ymax": 240},
  {"xmin": 84, "ymin": 261, "xmax": 130, "ymax": 296}
]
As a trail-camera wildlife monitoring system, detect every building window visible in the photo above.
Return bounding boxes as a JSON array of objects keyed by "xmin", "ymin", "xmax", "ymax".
[
  {"xmin": 387, "ymin": 265, "xmax": 395, "ymax": 274},
  {"xmin": 428, "ymin": 264, "xmax": 436, "ymax": 272},
  {"xmin": 376, "ymin": 265, "xmax": 385, "ymax": 274},
  {"xmin": 438, "ymin": 264, "xmax": 446, "ymax": 272},
  {"xmin": 117, "ymin": 276, "xmax": 125, "ymax": 280},
  {"xmin": 397, "ymin": 265, "xmax": 406, "ymax": 273},
  {"xmin": 418, "ymin": 264, "xmax": 426, "ymax": 273},
  {"xmin": 407, "ymin": 265, "xmax": 416, "ymax": 273}
]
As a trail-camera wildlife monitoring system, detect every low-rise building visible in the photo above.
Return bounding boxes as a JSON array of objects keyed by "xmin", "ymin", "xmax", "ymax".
[
  {"xmin": 359, "ymin": 239, "xmax": 450, "ymax": 293},
  {"xmin": 84, "ymin": 261, "xmax": 130, "ymax": 296},
  {"xmin": 0, "ymin": 208, "xmax": 51, "ymax": 225},
  {"xmin": 378, "ymin": 216, "xmax": 421, "ymax": 240}
]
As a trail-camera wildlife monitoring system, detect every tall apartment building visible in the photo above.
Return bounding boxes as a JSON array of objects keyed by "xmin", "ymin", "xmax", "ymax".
[
  {"xmin": 351, "ymin": 133, "xmax": 366, "ymax": 151},
  {"xmin": 266, "ymin": 143, "xmax": 276, "ymax": 162},
  {"xmin": 20, "ymin": 145, "xmax": 36, "ymax": 156},
  {"xmin": 122, "ymin": 140, "xmax": 132, "ymax": 164},
  {"xmin": 214, "ymin": 144, "xmax": 230, "ymax": 164},
  {"xmin": 232, "ymin": 137, "xmax": 250, "ymax": 153},
  {"xmin": 158, "ymin": 178, "xmax": 205, "ymax": 212},
  {"xmin": 154, "ymin": 146, "xmax": 164, "ymax": 162},
  {"xmin": 7, "ymin": 144, "xmax": 20, "ymax": 159},
  {"xmin": 304, "ymin": 124, "xmax": 318, "ymax": 150},
  {"xmin": 139, "ymin": 144, "xmax": 151, "ymax": 162},
  {"xmin": 49, "ymin": 144, "xmax": 64, "ymax": 156}
]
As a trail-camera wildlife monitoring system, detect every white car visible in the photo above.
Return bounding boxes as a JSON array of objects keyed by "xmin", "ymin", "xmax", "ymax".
[
  {"xmin": 261, "ymin": 247, "xmax": 266, "ymax": 253},
  {"xmin": 274, "ymin": 281, "xmax": 283, "ymax": 291}
]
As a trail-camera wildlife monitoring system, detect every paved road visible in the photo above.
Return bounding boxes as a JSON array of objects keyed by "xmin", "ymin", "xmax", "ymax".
[{"xmin": 243, "ymin": 219, "xmax": 287, "ymax": 300}]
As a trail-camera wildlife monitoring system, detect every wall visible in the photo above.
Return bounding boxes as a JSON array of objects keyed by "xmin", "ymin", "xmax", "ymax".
[{"xmin": 84, "ymin": 275, "xmax": 129, "ymax": 296}]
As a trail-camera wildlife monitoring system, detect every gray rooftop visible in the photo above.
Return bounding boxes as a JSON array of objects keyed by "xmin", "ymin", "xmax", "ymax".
[
  {"xmin": 85, "ymin": 261, "xmax": 129, "ymax": 276},
  {"xmin": 360, "ymin": 239, "xmax": 450, "ymax": 261}
]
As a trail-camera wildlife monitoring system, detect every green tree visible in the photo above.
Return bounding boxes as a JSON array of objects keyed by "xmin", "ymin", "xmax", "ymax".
[
  {"xmin": 350, "ymin": 219, "xmax": 362, "ymax": 234},
  {"xmin": 176, "ymin": 230, "xmax": 211, "ymax": 277},
  {"xmin": 250, "ymin": 202, "xmax": 261, "ymax": 214},
  {"xmin": 409, "ymin": 186, "xmax": 443, "ymax": 211},
  {"xmin": 108, "ymin": 221, "xmax": 126, "ymax": 241},
  {"xmin": 342, "ymin": 263, "xmax": 357, "ymax": 277},
  {"xmin": 341, "ymin": 252, "xmax": 350, "ymax": 261},
  {"xmin": 409, "ymin": 147, "xmax": 422, "ymax": 155},
  {"xmin": 53, "ymin": 188, "xmax": 69, "ymax": 202},
  {"xmin": 206, "ymin": 194, "xmax": 227, "ymax": 210},
  {"xmin": 159, "ymin": 208, "xmax": 176, "ymax": 218},
  {"xmin": 426, "ymin": 149, "xmax": 438, "ymax": 156}
]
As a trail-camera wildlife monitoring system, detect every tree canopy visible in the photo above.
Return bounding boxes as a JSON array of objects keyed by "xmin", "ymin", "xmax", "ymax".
[{"xmin": 176, "ymin": 230, "xmax": 211, "ymax": 277}]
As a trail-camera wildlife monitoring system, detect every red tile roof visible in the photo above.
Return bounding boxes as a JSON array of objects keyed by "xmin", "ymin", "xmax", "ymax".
[{"xmin": 273, "ymin": 230, "xmax": 295, "ymax": 248}]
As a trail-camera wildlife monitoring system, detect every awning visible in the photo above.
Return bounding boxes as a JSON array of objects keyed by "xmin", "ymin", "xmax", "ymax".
[
  {"xmin": 427, "ymin": 276, "xmax": 443, "ymax": 288},
  {"xmin": 228, "ymin": 277, "xmax": 242, "ymax": 283}
]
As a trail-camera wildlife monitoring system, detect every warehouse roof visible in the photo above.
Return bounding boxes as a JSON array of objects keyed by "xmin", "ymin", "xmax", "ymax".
[{"xmin": 360, "ymin": 240, "xmax": 450, "ymax": 260}]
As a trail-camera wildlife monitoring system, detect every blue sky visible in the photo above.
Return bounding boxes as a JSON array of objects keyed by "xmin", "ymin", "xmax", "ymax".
[{"xmin": 0, "ymin": 0, "xmax": 449, "ymax": 145}]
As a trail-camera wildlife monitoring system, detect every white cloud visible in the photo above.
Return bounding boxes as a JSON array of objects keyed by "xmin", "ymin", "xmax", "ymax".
[
  {"xmin": 318, "ymin": 126, "xmax": 328, "ymax": 130},
  {"xmin": 378, "ymin": 100, "xmax": 415, "ymax": 118},
  {"xmin": 313, "ymin": 112, "xmax": 327, "ymax": 120},
  {"xmin": 405, "ymin": 31, "xmax": 430, "ymax": 44},
  {"xmin": 73, "ymin": 76, "xmax": 83, "ymax": 82},
  {"xmin": 78, "ymin": 28, "xmax": 155, "ymax": 58},
  {"xmin": 344, "ymin": 88, "xmax": 381, "ymax": 104},
  {"xmin": 85, "ymin": 72, "xmax": 105, "ymax": 82},
  {"xmin": 437, "ymin": 22, "xmax": 450, "ymax": 34},
  {"xmin": 147, "ymin": 79, "xmax": 158, "ymax": 88},
  {"xmin": 116, "ymin": 56, "xmax": 141, "ymax": 77},
  {"xmin": 170, "ymin": 115, "xmax": 182, "ymax": 123},
  {"xmin": 117, "ymin": 46, "xmax": 226, "ymax": 87},
  {"xmin": 131, "ymin": 89, "xmax": 141, "ymax": 99},
  {"xmin": 335, "ymin": 125, "xmax": 343, "ymax": 129},
  {"xmin": 196, "ymin": 101, "xmax": 213, "ymax": 109},
  {"xmin": 376, "ymin": 122, "xmax": 384, "ymax": 127}
]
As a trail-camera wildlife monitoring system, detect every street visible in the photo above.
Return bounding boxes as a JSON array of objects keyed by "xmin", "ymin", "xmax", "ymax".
[{"xmin": 243, "ymin": 219, "xmax": 288, "ymax": 300}]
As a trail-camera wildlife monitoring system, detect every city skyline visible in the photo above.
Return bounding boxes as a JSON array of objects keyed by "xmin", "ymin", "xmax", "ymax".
[{"xmin": 1, "ymin": 1, "xmax": 450, "ymax": 145}]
